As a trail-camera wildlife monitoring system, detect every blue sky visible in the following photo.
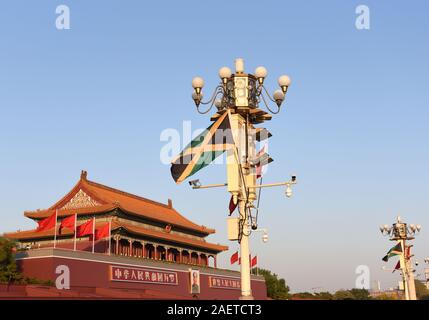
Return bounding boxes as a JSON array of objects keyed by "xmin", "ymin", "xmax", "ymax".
[{"xmin": 0, "ymin": 1, "xmax": 428, "ymax": 292}]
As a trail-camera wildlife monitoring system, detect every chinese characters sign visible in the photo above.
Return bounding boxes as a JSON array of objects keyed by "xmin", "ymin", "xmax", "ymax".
[
  {"xmin": 208, "ymin": 276, "xmax": 240, "ymax": 290},
  {"xmin": 110, "ymin": 265, "xmax": 178, "ymax": 285}
]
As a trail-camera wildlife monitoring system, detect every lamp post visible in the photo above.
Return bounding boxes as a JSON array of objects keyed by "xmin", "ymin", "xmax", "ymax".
[
  {"xmin": 190, "ymin": 58, "xmax": 295, "ymax": 300},
  {"xmin": 380, "ymin": 216, "xmax": 421, "ymax": 300},
  {"xmin": 424, "ymin": 258, "xmax": 429, "ymax": 289}
]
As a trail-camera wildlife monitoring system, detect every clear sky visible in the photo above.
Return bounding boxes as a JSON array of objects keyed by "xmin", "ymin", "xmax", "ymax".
[{"xmin": 0, "ymin": 1, "xmax": 428, "ymax": 292}]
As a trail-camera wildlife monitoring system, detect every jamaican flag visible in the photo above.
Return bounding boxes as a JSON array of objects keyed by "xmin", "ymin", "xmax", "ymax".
[
  {"xmin": 382, "ymin": 242, "xmax": 402, "ymax": 262},
  {"xmin": 170, "ymin": 111, "xmax": 236, "ymax": 184}
]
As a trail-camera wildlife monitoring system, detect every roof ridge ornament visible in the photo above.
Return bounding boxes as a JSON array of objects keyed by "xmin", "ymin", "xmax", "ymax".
[
  {"xmin": 61, "ymin": 189, "xmax": 101, "ymax": 210},
  {"xmin": 81, "ymin": 170, "xmax": 88, "ymax": 181}
]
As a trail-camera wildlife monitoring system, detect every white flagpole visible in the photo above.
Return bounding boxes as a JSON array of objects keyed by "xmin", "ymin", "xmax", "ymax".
[
  {"xmin": 92, "ymin": 216, "xmax": 95, "ymax": 253},
  {"xmin": 73, "ymin": 214, "xmax": 77, "ymax": 251},
  {"xmin": 257, "ymin": 259, "xmax": 259, "ymax": 276},
  {"xmin": 53, "ymin": 209, "xmax": 58, "ymax": 249},
  {"xmin": 108, "ymin": 220, "xmax": 112, "ymax": 256}
]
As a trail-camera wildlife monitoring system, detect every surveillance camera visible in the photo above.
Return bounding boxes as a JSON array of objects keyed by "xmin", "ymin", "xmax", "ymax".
[
  {"xmin": 188, "ymin": 179, "xmax": 201, "ymax": 187},
  {"xmin": 251, "ymin": 223, "xmax": 258, "ymax": 230},
  {"xmin": 415, "ymin": 261, "xmax": 419, "ymax": 266}
]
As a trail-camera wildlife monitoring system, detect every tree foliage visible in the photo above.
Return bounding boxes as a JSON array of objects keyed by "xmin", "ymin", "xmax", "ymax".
[
  {"xmin": 333, "ymin": 290, "xmax": 355, "ymax": 300},
  {"xmin": 0, "ymin": 237, "xmax": 21, "ymax": 283},
  {"xmin": 333, "ymin": 288, "xmax": 371, "ymax": 300},
  {"xmin": 0, "ymin": 237, "xmax": 53, "ymax": 285},
  {"xmin": 290, "ymin": 289, "xmax": 370, "ymax": 300},
  {"xmin": 375, "ymin": 293, "xmax": 399, "ymax": 300},
  {"xmin": 348, "ymin": 288, "xmax": 371, "ymax": 300},
  {"xmin": 313, "ymin": 291, "xmax": 334, "ymax": 300},
  {"xmin": 415, "ymin": 280, "xmax": 429, "ymax": 300},
  {"xmin": 255, "ymin": 268, "xmax": 290, "ymax": 300}
]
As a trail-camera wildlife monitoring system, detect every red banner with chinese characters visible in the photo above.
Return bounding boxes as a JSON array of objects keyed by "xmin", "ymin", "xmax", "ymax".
[
  {"xmin": 208, "ymin": 276, "xmax": 240, "ymax": 290},
  {"xmin": 110, "ymin": 265, "xmax": 178, "ymax": 285}
]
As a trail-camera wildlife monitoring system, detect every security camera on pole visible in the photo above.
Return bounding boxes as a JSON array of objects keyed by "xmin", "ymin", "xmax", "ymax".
[
  {"xmin": 184, "ymin": 58, "xmax": 297, "ymax": 300},
  {"xmin": 380, "ymin": 216, "xmax": 421, "ymax": 300}
]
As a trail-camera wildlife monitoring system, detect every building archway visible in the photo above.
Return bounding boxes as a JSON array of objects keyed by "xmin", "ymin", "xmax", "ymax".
[
  {"xmin": 182, "ymin": 250, "xmax": 190, "ymax": 264},
  {"xmin": 145, "ymin": 243, "xmax": 155, "ymax": 259},
  {"xmin": 191, "ymin": 252, "xmax": 199, "ymax": 265},
  {"xmin": 200, "ymin": 254, "xmax": 208, "ymax": 267},
  {"xmin": 157, "ymin": 246, "xmax": 166, "ymax": 261},
  {"xmin": 111, "ymin": 238, "xmax": 117, "ymax": 255},
  {"xmin": 168, "ymin": 248, "xmax": 180, "ymax": 262},
  {"xmin": 132, "ymin": 242, "xmax": 143, "ymax": 258},
  {"xmin": 119, "ymin": 239, "xmax": 130, "ymax": 256},
  {"xmin": 208, "ymin": 255, "xmax": 217, "ymax": 268}
]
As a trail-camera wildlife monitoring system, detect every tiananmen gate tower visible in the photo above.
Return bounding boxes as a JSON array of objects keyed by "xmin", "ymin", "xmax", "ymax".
[{"xmin": 2, "ymin": 171, "xmax": 267, "ymax": 299}]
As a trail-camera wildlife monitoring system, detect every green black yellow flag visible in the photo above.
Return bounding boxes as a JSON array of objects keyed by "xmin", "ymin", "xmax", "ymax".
[
  {"xmin": 170, "ymin": 111, "xmax": 235, "ymax": 184},
  {"xmin": 382, "ymin": 242, "xmax": 402, "ymax": 262}
]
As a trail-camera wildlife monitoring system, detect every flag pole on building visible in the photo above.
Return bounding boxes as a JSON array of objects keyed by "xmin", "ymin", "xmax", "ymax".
[
  {"xmin": 53, "ymin": 209, "xmax": 58, "ymax": 249},
  {"xmin": 108, "ymin": 220, "xmax": 112, "ymax": 256},
  {"xmin": 92, "ymin": 216, "xmax": 95, "ymax": 254},
  {"xmin": 73, "ymin": 213, "xmax": 77, "ymax": 251}
]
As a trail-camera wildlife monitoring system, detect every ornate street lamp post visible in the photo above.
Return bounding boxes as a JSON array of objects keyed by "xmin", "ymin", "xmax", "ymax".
[
  {"xmin": 380, "ymin": 216, "xmax": 421, "ymax": 300},
  {"xmin": 190, "ymin": 58, "xmax": 296, "ymax": 300}
]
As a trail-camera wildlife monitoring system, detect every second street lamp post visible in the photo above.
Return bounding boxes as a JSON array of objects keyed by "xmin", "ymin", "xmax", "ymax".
[
  {"xmin": 424, "ymin": 258, "xmax": 429, "ymax": 289},
  {"xmin": 190, "ymin": 58, "xmax": 296, "ymax": 300},
  {"xmin": 380, "ymin": 216, "xmax": 421, "ymax": 300}
]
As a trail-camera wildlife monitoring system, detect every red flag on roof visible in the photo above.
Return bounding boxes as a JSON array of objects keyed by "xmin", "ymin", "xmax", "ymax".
[
  {"xmin": 76, "ymin": 219, "xmax": 94, "ymax": 237},
  {"xmin": 230, "ymin": 251, "xmax": 239, "ymax": 265},
  {"xmin": 36, "ymin": 211, "xmax": 57, "ymax": 232},
  {"xmin": 59, "ymin": 214, "xmax": 76, "ymax": 235},
  {"xmin": 95, "ymin": 222, "xmax": 110, "ymax": 240}
]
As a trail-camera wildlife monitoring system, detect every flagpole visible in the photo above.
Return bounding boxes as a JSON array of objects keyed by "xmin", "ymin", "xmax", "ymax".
[
  {"xmin": 108, "ymin": 220, "xmax": 112, "ymax": 256},
  {"xmin": 53, "ymin": 209, "xmax": 58, "ymax": 249},
  {"xmin": 73, "ymin": 213, "xmax": 77, "ymax": 251},
  {"xmin": 399, "ymin": 240, "xmax": 410, "ymax": 300},
  {"xmin": 92, "ymin": 216, "xmax": 95, "ymax": 254}
]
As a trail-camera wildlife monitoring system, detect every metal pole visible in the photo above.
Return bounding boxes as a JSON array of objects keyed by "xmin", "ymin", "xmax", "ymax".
[
  {"xmin": 193, "ymin": 183, "xmax": 227, "ymax": 189},
  {"xmin": 399, "ymin": 240, "xmax": 410, "ymax": 300},
  {"xmin": 253, "ymin": 181, "xmax": 295, "ymax": 189},
  {"xmin": 239, "ymin": 111, "xmax": 254, "ymax": 300},
  {"xmin": 92, "ymin": 217, "xmax": 95, "ymax": 254},
  {"xmin": 406, "ymin": 244, "xmax": 417, "ymax": 300},
  {"xmin": 73, "ymin": 213, "xmax": 77, "ymax": 251},
  {"xmin": 238, "ymin": 199, "xmax": 253, "ymax": 299},
  {"xmin": 108, "ymin": 220, "xmax": 112, "ymax": 256},
  {"xmin": 425, "ymin": 268, "xmax": 429, "ymax": 289},
  {"xmin": 53, "ymin": 209, "xmax": 58, "ymax": 249}
]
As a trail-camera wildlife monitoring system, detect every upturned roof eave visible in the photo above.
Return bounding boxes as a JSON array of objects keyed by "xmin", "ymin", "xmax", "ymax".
[{"xmin": 22, "ymin": 172, "xmax": 216, "ymax": 236}]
